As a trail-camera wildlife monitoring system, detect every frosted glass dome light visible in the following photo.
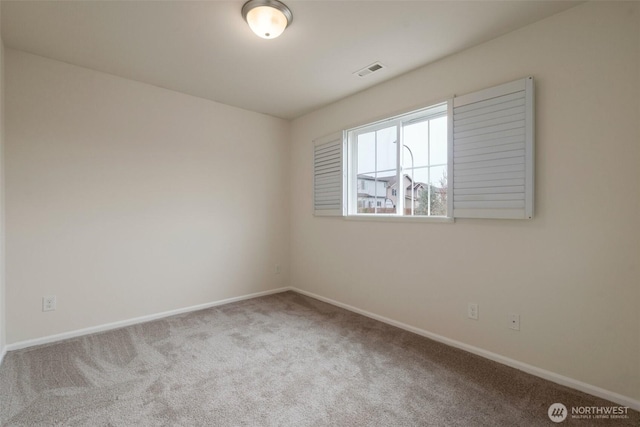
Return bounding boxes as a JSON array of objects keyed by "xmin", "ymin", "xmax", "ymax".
[{"xmin": 242, "ymin": 0, "xmax": 292, "ymax": 40}]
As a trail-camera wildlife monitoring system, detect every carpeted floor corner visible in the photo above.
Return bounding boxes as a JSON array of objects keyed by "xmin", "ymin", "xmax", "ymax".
[{"xmin": 0, "ymin": 291, "xmax": 637, "ymax": 426}]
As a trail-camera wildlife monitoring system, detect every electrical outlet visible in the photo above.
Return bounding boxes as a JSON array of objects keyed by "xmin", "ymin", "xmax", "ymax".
[
  {"xmin": 275, "ymin": 264, "xmax": 281, "ymax": 274},
  {"xmin": 467, "ymin": 303, "xmax": 479, "ymax": 320},
  {"xmin": 43, "ymin": 295, "xmax": 56, "ymax": 312},
  {"xmin": 509, "ymin": 314, "xmax": 520, "ymax": 330}
]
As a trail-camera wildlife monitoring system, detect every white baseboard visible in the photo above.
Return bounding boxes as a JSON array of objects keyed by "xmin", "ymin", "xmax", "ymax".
[
  {"xmin": 3, "ymin": 285, "xmax": 638, "ymax": 411},
  {"xmin": 5, "ymin": 287, "xmax": 292, "ymax": 352},
  {"xmin": 0, "ymin": 345, "xmax": 6, "ymax": 366},
  {"xmin": 289, "ymin": 287, "xmax": 640, "ymax": 412}
]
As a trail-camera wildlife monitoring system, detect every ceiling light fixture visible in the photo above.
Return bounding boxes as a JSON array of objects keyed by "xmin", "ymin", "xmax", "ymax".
[{"xmin": 242, "ymin": 0, "xmax": 292, "ymax": 40}]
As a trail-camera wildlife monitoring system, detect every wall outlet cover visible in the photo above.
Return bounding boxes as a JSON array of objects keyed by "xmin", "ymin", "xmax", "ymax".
[
  {"xmin": 43, "ymin": 295, "xmax": 57, "ymax": 312},
  {"xmin": 468, "ymin": 303, "xmax": 479, "ymax": 320},
  {"xmin": 509, "ymin": 313, "xmax": 520, "ymax": 330}
]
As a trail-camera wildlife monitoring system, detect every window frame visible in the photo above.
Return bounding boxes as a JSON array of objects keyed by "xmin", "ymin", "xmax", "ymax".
[
  {"xmin": 312, "ymin": 77, "xmax": 534, "ymax": 221},
  {"xmin": 346, "ymin": 102, "xmax": 452, "ymax": 221}
]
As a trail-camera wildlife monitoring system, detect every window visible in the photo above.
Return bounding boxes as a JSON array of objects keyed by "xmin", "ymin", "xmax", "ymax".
[
  {"xmin": 347, "ymin": 103, "xmax": 448, "ymax": 217},
  {"xmin": 313, "ymin": 77, "xmax": 534, "ymax": 220}
]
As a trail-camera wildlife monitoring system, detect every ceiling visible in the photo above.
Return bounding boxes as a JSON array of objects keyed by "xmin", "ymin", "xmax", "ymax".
[{"xmin": 1, "ymin": 1, "xmax": 580, "ymax": 120}]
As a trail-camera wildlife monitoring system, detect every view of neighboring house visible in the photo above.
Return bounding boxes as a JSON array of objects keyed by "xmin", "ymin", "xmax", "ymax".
[
  {"xmin": 357, "ymin": 175, "xmax": 394, "ymax": 209},
  {"xmin": 357, "ymin": 174, "xmax": 433, "ymax": 213},
  {"xmin": 385, "ymin": 175, "xmax": 426, "ymax": 211}
]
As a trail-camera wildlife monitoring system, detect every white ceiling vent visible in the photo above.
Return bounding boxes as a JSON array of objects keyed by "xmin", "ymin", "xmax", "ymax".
[{"xmin": 353, "ymin": 62, "xmax": 385, "ymax": 78}]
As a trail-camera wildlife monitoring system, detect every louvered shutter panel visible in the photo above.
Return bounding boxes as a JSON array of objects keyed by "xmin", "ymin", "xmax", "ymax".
[
  {"xmin": 452, "ymin": 77, "xmax": 534, "ymax": 219},
  {"xmin": 313, "ymin": 132, "xmax": 344, "ymax": 216}
]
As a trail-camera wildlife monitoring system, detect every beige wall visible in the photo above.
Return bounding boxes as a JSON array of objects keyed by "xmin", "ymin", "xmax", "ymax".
[
  {"xmin": 290, "ymin": 2, "xmax": 640, "ymax": 401},
  {"xmin": 2, "ymin": 0, "xmax": 638, "ymax": 407},
  {"xmin": 0, "ymin": 6, "xmax": 5, "ymax": 355},
  {"xmin": 5, "ymin": 50, "xmax": 290, "ymax": 343}
]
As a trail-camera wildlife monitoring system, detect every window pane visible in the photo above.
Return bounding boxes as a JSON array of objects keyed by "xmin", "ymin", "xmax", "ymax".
[
  {"xmin": 376, "ymin": 126, "xmax": 397, "ymax": 172},
  {"xmin": 406, "ymin": 168, "xmax": 426, "ymax": 216},
  {"xmin": 375, "ymin": 128, "xmax": 397, "ymax": 214},
  {"xmin": 429, "ymin": 116, "xmax": 448, "ymax": 166},
  {"xmin": 429, "ymin": 165, "xmax": 448, "ymax": 216},
  {"xmin": 356, "ymin": 174, "xmax": 396, "ymax": 214},
  {"xmin": 402, "ymin": 166, "xmax": 448, "ymax": 217},
  {"xmin": 429, "ymin": 165, "xmax": 447, "ymax": 187},
  {"xmin": 357, "ymin": 132, "xmax": 375, "ymax": 174},
  {"xmin": 403, "ymin": 121, "xmax": 429, "ymax": 169},
  {"xmin": 355, "ymin": 126, "xmax": 397, "ymax": 215}
]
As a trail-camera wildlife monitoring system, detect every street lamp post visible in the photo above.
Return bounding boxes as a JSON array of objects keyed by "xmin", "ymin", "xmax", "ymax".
[
  {"xmin": 392, "ymin": 140, "xmax": 415, "ymax": 216},
  {"xmin": 404, "ymin": 145, "xmax": 415, "ymax": 216}
]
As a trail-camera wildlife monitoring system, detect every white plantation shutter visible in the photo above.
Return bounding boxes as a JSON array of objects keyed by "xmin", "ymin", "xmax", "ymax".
[
  {"xmin": 452, "ymin": 77, "xmax": 534, "ymax": 219},
  {"xmin": 313, "ymin": 132, "xmax": 345, "ymax": 216}
]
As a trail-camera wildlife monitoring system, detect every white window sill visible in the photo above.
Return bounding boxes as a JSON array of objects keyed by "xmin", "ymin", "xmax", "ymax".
[{"xmin": 344, "ymin": 215, "xmax": 454, "ymax": 224}]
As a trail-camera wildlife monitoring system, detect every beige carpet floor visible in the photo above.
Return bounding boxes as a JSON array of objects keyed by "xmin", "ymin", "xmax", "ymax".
[{"xmin": 0, "ymin": 291, "xmax": 637, "ymax": 426}]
